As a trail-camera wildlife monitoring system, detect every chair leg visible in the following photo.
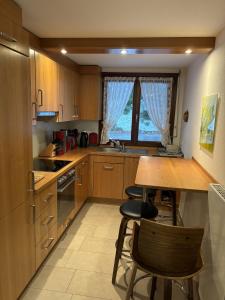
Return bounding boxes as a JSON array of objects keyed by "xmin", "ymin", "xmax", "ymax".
[
  {"xmin": 164, "ymin": 279, "xmax": 172, "ymax": 300},
  {"xmin": 150, "ymin": 276, "xmax": 157, "ymax": 300},
  {"xmin": 187, "ymin": 278, "xmax": 194, "ymax": 300},
  {"xmin": 112, "ymin": 217, "xmax": 128, "ymax": 284},
  {"xmin": 125, "ymin": 262, "xmax": 138, "ymax": 300}
]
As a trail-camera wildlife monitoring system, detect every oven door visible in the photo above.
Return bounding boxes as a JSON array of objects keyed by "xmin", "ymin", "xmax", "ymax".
[{"xmin": 57, "ymin": 175, "xmax": 75, "ymax": 226}]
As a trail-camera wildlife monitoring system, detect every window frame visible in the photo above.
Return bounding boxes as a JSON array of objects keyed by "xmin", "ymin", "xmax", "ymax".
[{"xmin": 100, "ymin": 72, "xmax": 179, "ymax": 147}]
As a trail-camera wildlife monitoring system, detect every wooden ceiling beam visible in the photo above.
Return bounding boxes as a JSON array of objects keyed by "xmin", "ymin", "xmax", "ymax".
[{"xmin": 40, "ymin": 37, "xmax": 215, "ymax": 54}]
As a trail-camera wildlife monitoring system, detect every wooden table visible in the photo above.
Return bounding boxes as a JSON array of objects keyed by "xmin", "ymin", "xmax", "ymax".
[{"xmin": 135, "ymin": 156, "xmax": 215, "ymax": 225}]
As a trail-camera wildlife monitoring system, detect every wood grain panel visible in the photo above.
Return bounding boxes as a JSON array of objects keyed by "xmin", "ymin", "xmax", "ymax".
[
  {"xmin": 0, "ymin": 202, "xmax": 35, "ymax": 300},
  {"xmin": 40, "ymin": 37, "xmax": 215, "ymax": 54},
  {"xmin": 79, "ymin": 73, "xmax": 102, "ymax": 120},
  {"xmin": 92, "ymin": 162, "xmax": 124, "ymax": 199},
  {"xmin": 123, "ymin": 157, "xmax": 140, "ymax": 199},
  {"xmin": 135, "ymin": 156, "xmax": 215, "ymax": 192}
]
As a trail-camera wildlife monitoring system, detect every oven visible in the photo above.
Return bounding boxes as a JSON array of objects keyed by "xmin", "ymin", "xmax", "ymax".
[{"xmin": 57, "ymin": 167, "xmax": 75, "ymax": 226}]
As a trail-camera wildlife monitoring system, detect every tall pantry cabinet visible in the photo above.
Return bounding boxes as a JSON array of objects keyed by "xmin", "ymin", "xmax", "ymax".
[{"xmin": 0, "ymin": 2, "xmax": 35, "ymax": 300}]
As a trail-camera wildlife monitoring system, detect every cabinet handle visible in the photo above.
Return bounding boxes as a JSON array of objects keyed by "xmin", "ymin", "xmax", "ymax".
[
  {"xmin": 43, "ymin": 193, "xmax": 54, "ymax": 203},
  {"xmin": 0, "ymin": 31, "xmax": 17, "ymax": 42},
  {"xmin": 32, "ymin": 102, "xmax": 37, "ymax": 120},
  {"xmin": 42, "ymin": 215, "xmax": 54, "ymax": 226},
  {"xmin": 42, "ymin": 237, "xmax": 55, "ymax": 250},
  {"xmin": 37, "ymin": 89, "xmax": 43, "ymax": 107},
  {"xmin": 59, "ymin": 104, "xmax": 64, "ymax": 120},
  {"xmin": 31, "ymin": 204, "xmax": 36, "ymax": 224},
  {"xmin": 103, "ymin": 165, "xmax": 114, "ymax": 170}
]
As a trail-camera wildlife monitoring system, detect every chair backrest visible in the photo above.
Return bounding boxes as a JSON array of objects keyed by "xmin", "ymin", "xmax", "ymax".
[{"xmin": 133, "ymin": 219, "xmax": 204, "ymax": 277}]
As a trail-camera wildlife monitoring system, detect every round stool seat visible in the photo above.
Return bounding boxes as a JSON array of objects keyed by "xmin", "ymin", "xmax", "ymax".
[
  {"xmin": 120, "ymin": 200, "xmax": 158, "ymax": 220},
  {"xmin": 125, "ymin": 186, "xmax": 156, "ymax": 199}
]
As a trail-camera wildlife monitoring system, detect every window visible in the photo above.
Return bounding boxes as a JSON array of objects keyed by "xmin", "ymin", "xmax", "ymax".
[{"xmin": 101, "ymin": 74, "xmax": 178, "ymax": 146}]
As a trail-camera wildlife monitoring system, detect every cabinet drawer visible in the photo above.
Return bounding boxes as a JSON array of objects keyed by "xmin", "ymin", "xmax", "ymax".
[
  {"xmin": 36, "ymin": 225, "xmax": 57, "ymax": 269},
  {"xmin": 92, "ymin": 155, "xmax": 124, "ymax": 164},
  {"xmin": 35, "ymin": 182, "xmax": 57, "ymax": 218},
  {"xmin": 0, "ymin": 12, "xmax": 29, "ymax": 56},
  {"xmin": 92, "ymin": 162, "xmax": 124, "ymax": 199},
  {"xmin": 35, "ymin": 201, "xmax": 57, "ymax": 244}
]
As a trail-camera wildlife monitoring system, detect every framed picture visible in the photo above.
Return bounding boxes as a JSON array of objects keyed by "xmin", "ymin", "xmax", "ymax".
[{"xmin": 199, "ymin": 94, "xmax": 218, "ymax": 153}]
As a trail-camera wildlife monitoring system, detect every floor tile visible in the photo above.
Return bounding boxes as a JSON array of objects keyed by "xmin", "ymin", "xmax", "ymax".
[
  {"xmin": 44, "ymin": 248, "xmax": 74, "ymax": 267},
  {"xmin": 93, "ymin": 223, "xmax": 120, "ymax": 239},
  {"xmin": 79, "ymin": 236, "xmax": 116, "ymax": 255},
  {"xmin": 66, "ymin": 250, "xmax": 114, "ymax": 274},
  {"xmin": 29, "ymin": 266, "xmax": 75, "ymax": 292},
  {"xmin": 67, "ymin": 222, "xmax": 97, "ymax": 236},
  {"xmin": 67, "ymin": 270, "xmax": 121, "ymax": 299},
  {"xmin": 57, "ymin": 232, "xmax": 86, "ymax": 250},
  {"xmin": 71, "ymin": 295, "xmax": 104, "ymax": 300},
  {"xmin": 21, "ymin": 288, "xmax": 72, "ymax": 300}
]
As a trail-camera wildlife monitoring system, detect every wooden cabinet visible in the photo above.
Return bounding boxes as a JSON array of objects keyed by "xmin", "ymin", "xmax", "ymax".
[
  {"xmin": 75, "ymin": 158, "xmax": 89, "ymax": 211},
  {"xmin": 0, "ymin": 8, "xmax": 29, "ymax": 56},
  {"xmin": 74, "ymin": 70, "xmax": 80, "ymax": 119},
  {"xmin": 34, "ymin": 182, "xmax": 57, "ymax": 269},
  {"xmin": 78, "ymin": 66, "xmax": 102, "ymax": 120},
  {"xmin": 59, "ymin": 65, "xmax": 77, "ymax": 121},
  {"xmin": 123, "ymin": 157, "xmax": 140, "ymax": 199},
  {"xmin": 91, "ymin": 156, "xmax": 124, "ymax": 199},
  {"xmin": 0, "ymin": 202, "xmax": 36, "ymax": 300},
  {"xmin": 35, "ymin": 51, "xmax": 59, "ymax": 112}
]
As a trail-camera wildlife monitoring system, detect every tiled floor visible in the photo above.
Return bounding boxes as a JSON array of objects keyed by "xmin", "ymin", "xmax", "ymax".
[{"xmin": 21, "ymin": 201, "xmax": 188, "ymax": 300}]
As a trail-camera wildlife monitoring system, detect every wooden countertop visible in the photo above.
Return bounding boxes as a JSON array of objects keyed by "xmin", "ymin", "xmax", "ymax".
[
  {"xmin": 135, "ymin": 156, "xmax": 215, "ymax": 192},
  {"xmin": 34, "ymin": 146, "xmax": 157, "ymax": 192}
]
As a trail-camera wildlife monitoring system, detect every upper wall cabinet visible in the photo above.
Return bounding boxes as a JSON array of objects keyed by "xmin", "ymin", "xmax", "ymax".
[
  {"xmin": 58, "ymin": 65, "xmax": 79, "ymax": 122},
  {"xmin": 0, "ymin": 8, "xmax": 29, "ymax": 56},
  {"xmin": 35, "ymin": 52, "xmax": 59, "ymax": 112},
  {"xmin": 78, "ymin": 66, "xmax": 102, "ymax": 120}
]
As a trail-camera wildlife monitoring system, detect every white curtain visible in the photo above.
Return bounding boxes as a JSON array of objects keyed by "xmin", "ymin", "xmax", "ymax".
[
  {"xmin": 101, "ymin": 77, "xmax": 135, "ymax": 144},
  {"xmin": 139, "ymin": 77, "xmax": 173, "ymax": 146}
]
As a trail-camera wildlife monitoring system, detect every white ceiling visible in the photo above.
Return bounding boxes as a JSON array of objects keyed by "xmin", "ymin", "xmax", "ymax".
[
  {"xmin": 67, "ymin": 53, "xmax": 201, "ymax": 68},
  {"xmin": 15, "ymin": 0, "xmax": 224, "ymax": 68},
  {"xmin": 16, "ymin": 0, "xmax": 225, "ymax": 38}
]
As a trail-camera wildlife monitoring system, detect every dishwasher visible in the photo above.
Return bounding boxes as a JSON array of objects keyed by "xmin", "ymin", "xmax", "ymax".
[{"xmin": 57, "ymin": 167, "xmax": 75, "ymax": 226}]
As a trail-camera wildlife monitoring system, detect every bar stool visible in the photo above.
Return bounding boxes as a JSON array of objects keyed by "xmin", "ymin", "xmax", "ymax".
[
  {"xmin": 125, "ymin": 186, "xmax": 156, "ymax": 202},
  {"xmin": 125, "ymin": 219, "xmax": 204, "ymax": 300},
  {"xmin": 112, "ymin": 200, "xmax": 158, "ymax": 284}
]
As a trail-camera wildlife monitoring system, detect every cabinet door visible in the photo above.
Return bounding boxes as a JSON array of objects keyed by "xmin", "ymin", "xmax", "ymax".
[
  {"xmin": 0, "ymin": 45, "xmax": 33, "ymax": 220},
  {"xmin": 75, "ymin": 163, "xmax": 83, "ymax": 212},
  {"xmin": 59, "ymin": 65, "xmax": 76, "ymax": 122},
  {"xmin": 79, "ymin": 74, "xmax": 102, "ymax": 120},
  {"xmin": 0, "ymin": 201, "xmax": 35, "ymax": 300},
  {"xmin": 81, "ymin": 159, "xmax": 89, "ymax": 204},
  {"xmin": 0, "ymin": 10, "xmax": 29, "ymax": 56},
  {"xmin": 92, "ymin": 162, "xmax": 124, "ymax": 199},
  {"xmin": 35, "ymin": 52, "xmax": 59, "ymax": 112},
  {"xmin": 74, "ymin": 70, "xmax": 80, "ymax": 119},
  {"xmin": 123, "ymin": 157, "xmax": 140, "ymax": 199}
]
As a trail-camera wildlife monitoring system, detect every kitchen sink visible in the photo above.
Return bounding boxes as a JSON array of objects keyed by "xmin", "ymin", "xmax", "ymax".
[{"xmin": 97, "ymin": 147, "xmax": 149, "ymax": 155}]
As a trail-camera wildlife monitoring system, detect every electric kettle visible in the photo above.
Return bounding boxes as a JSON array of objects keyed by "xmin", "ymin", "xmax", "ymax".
[{"xmin": 80, "ymin": 131, "xmax": 88, "ymax": 147}]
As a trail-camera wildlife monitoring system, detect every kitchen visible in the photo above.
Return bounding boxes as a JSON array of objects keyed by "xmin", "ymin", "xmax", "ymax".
[{"xmin": 0, "ymin": 0, "xmax": 225, "ymax": 300}]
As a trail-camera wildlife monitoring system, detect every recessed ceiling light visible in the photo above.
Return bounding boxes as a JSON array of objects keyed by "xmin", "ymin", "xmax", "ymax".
[
  {"xmin": 185, "ymin": 49, "xmax": 192, "ymax": 54},
  {"xmin": 120, "ymin": 49, "xmax": 127, "ymax": 55},
  {"xmin": 61, "ymin": 48, "xmax": 67, "ymax": 55}
]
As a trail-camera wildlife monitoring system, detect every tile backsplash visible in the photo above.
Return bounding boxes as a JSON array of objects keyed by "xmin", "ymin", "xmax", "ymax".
[{"xmin": 32, "ymin": 120, "xmax": 99, "ymax": 158}]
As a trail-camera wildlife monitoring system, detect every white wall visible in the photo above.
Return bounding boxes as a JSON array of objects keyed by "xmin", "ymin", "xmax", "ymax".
[
  {"xmin": 181, "ymin": 27, "xmax": 225, "ymax": 186},
  {"xmin": 32, "ymin": 120, "xmax": 98, "ymax": 158}
]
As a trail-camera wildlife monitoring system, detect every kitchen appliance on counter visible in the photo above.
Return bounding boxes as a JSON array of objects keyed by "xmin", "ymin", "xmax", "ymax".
[
  {"xmin": 57, "ymin": 167, "xmax": 76, "ymax": 226},
  {"xmin": 80, "ymin": 131, "xmax": 88, "ymax": 147},
  {"xmin": 53, "ymin": 129, "xmax": 79, "ymax": 155},
  {"xmin": 33, "ymin": 159, "xmax": 72, "ymax": 172},
  {"xmin": 89, "ymin": 132, "xmax": 98, "ymax": 145}
]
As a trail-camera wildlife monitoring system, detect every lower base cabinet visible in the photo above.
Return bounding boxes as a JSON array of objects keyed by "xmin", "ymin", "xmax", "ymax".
[
  {"xmin": 90, "ymin": 155, "xmax": 124, "ymax": 199},
  {"xmin": 0, "ymin": 202, "xmax": 36, "ymax": 300},
  {"xmin": 34, "ymin": 182, "xmax": 57, "ymax": 269},
  {"xmin": 75, "ymin": 158, "xmax": 89, "ymax": 212}
]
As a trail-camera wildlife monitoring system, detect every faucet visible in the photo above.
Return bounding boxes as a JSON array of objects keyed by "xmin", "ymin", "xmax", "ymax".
[{"xmin": 110, "ymin": 139, "xmax": 120, "ymax": 148}]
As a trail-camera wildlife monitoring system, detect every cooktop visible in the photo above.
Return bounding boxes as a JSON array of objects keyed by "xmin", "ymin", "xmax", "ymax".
[{"xmin": 33, "ymin": 159, "xmax": 72, "ymax": 172}]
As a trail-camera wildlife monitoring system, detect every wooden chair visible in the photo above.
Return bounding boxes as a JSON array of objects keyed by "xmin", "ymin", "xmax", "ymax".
[{"xmin": 126, "ymin": 219, "xmax": 204, "ymax": 300}]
